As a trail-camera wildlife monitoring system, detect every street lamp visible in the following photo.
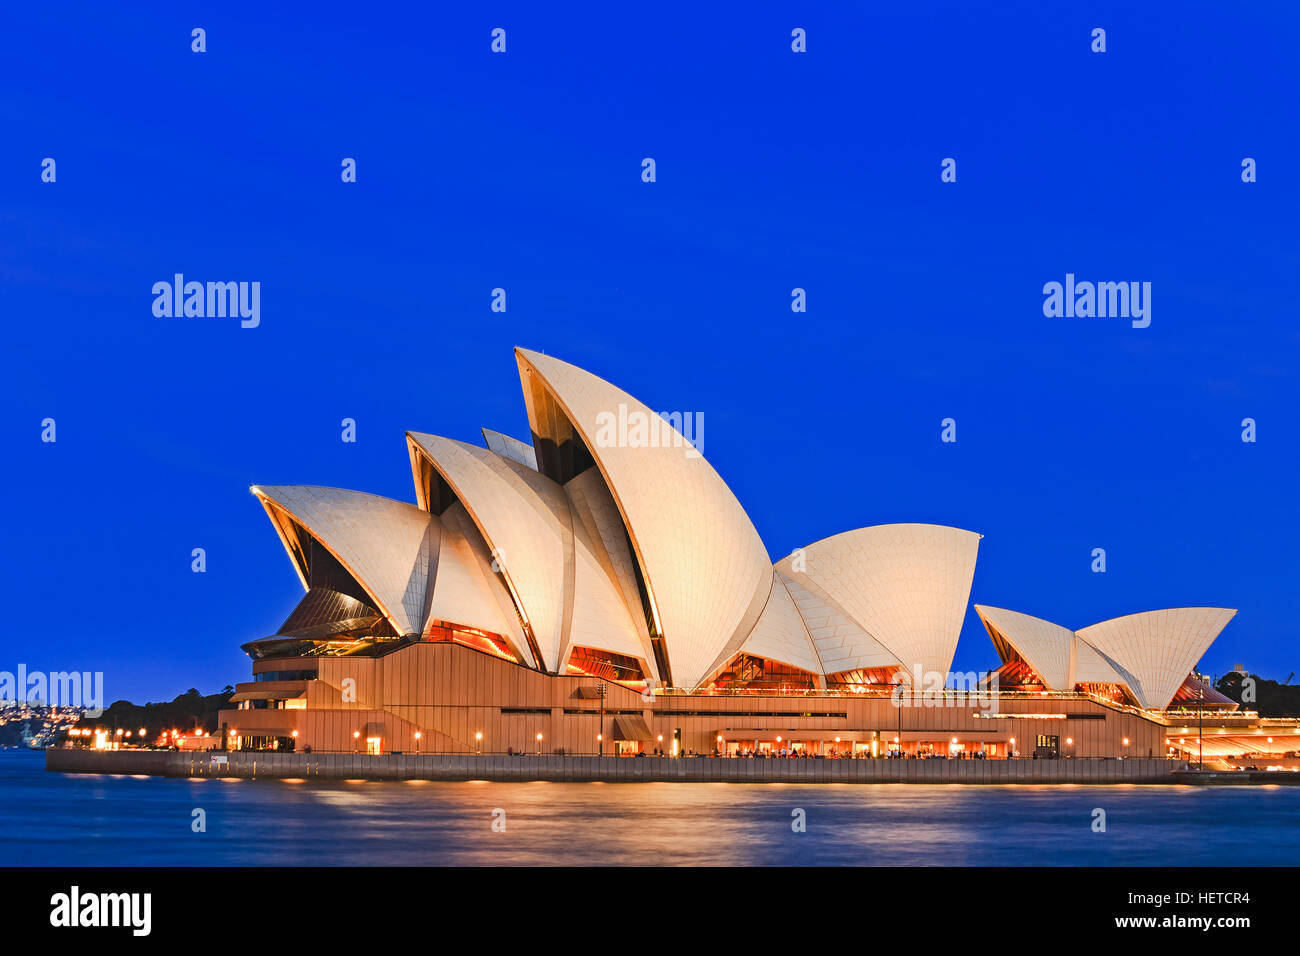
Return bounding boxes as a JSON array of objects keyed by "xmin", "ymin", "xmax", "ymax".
[
  {"xmin": 413, "ymin": 731, "xmax": 421, "ymax": 754},
  {"xmin": 536, "ymin": 732, "xmax": 543, "ymax": 755},
  {"xmin": 475, "ymin": 731, "xmax": 483, "ymax": 755},
  {"xmin": 1198, "ymin": 684, "xmax": 1205, "ymax": 770},
  {"xmin": 894, "ymin": 678, "xmax": 906, "ymax": 758},
  {"xmin": 597, "ymin": 681, "xmax": 607, "ymax": 756}
]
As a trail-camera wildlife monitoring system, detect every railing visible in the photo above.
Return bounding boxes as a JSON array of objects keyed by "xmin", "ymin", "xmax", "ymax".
[{"xmin": 652, "ymin": 685, "xmax": 1135, "ymax": 703}]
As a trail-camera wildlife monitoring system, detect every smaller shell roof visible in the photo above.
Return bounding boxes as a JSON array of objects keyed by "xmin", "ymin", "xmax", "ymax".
[{"xmin": 251, "ymin": 485, "xmax": 436, "ymax": 637}]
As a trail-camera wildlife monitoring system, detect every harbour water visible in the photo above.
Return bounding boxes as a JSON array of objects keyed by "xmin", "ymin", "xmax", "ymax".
[{"xmin": 4, "ymin": 751, "xmax": 1298, "ymax": 866}]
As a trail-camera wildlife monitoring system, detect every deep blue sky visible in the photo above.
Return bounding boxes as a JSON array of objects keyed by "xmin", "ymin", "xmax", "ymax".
[{"xmin": 3, "ymin": 3, "xmax": 1296, "ymax": 703}]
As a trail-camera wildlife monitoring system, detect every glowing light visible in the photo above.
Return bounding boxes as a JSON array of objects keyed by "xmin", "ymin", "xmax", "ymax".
[
  {"xmin": 353, "ymin": 731, "xmax": 361, "ymax": 739},
  {"xmin": 1122, "ymin": 737, "xmax": 1130, "ymax": 746},
  {"xmin": 291, "ymin": 730, "xmax": 299, "ymax": 738},
  {"xmin": 475, "ymin": 732, "xmax": 482, "ymax": 741},
  {"xmin": 1066, "ymin": 737, "xmax": 1073, "ymax": 745},
  {"xmin": 413, "ymin": 732, "xmax": 421, "ymax": 740}
]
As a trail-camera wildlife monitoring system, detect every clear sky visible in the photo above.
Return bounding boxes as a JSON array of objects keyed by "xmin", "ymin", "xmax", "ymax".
[{"xmin": 3, "ymin": 3, "xmax": 1297, "ymax": 703}]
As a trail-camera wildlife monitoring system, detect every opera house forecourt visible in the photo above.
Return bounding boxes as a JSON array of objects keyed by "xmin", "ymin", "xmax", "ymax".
[{"xmin": 142, "ymin": 345, "xmax": 1288, "ymax": 781}]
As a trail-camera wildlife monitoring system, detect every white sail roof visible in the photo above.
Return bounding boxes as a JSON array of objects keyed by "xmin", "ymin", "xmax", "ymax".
[
  {"xmin": 408, "ymin": 432, "xmax": 573, "ymax": 672},
  {"xmin": 428, "ymin": 503, "xmax": 536, "ymax": 667},
  {"xmin": 516, "ymin": 348, "xmax": 772, "ymax": 689},
  {"xmin": 251, "ymin": 485, "xmax": 435, "ymax": 637},
  {"xmin": 1076, "ymin": 608, "xmax": 1237, "ymax": 710},
  {"xmin": 974, "ymin": 605, "xmax": 1074, "ymax": 689},
  {"xmin": 777, "ymin": 570, "xmax": 903, "ymax": 675},
  {"xmin": 785, "ymin": 524, "xmax": 981, "ymax": 681},
  {"xmin": 737, "ymin": 573, "xmax": 823, "ymax": 676}
]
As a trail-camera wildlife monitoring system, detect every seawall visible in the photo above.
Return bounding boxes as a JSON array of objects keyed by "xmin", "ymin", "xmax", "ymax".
[{"xmin": 46, "ymin": 749, "xmax": 1182, "ymax": 784}]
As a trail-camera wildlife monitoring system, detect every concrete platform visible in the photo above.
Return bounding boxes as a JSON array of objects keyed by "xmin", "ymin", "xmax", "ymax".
[{"xmin": 45, "ymin": 748, "xmax": 1183, "ymax": 784}]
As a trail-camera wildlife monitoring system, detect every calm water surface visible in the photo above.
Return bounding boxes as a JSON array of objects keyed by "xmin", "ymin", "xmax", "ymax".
[{"xmin": 3, "ymin": 751, "xmax": 1296, "ymax": 865}]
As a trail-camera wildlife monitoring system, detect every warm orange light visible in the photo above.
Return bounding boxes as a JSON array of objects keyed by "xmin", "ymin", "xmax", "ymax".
[
  {"xmin": 291, "ymin": 730, "xmax": 299, "ymax": 738},
  {"xmin": 1066, "ymin": 737, "xmax": 1073, "ymax": 745},
  {"xmin": 353, "ymin": 731, "xmax": 361, "ymax": 739},
  {"xmin": 597, "ymin": 734, "xmax": 603, "ymax": 741},
  {"xmin": 834, "ymin": 737, "xmax": 841, "ymax": 743},
  {"xmin": 536, "ymin": 733, "xmax": 543, "ymax": 740},
  {"xmin": 1122, "ymin": 737, "xmax": 1130, "ymax": 746},
  {"xmin": 475, "ymin": 732, "xmax": 482, "ymax": 741},
  {"xmin": 716, "ymin": 735, "xmax": 723, "ymax": 743},
  {"xmin": 657, "ymin": 735, "xmax": 663, "ymax": 742},
  {"xmin": 776, "ymin": 736, "xmax": 782, "ymax": 743},
  {"xmin": 413, "ymin": 732, "xmax": 421, "ymax": 739}
]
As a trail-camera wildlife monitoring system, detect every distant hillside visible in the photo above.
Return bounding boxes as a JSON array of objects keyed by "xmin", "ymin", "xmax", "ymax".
[
  {"xmin": 1215, "ymin": 672, "xmax": 1300, "ymax": 717},
  {"xmin": 74, "ymin": 687, "xmax": 234, "ymax": 741}
]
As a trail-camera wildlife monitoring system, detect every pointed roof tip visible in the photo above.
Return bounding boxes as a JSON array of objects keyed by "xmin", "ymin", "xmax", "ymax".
[
  {"xmin": 792, "ymin": 522, "xmax": 982, "ymax": 555},
  {"xmin": 1084, "ymin": 606, "xmax": 1240, "ymax": 627}
]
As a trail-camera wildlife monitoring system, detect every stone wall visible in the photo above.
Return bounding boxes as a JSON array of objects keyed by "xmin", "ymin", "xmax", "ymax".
[{"xmin": 47, "ymin": 748, "xmax": 1180, "ymax": 784}]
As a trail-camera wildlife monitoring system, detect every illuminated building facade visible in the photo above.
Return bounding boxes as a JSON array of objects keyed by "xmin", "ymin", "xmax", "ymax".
[{"xmin": 217, "ymin": 349, "xmax": 1241, "ymax": 761}]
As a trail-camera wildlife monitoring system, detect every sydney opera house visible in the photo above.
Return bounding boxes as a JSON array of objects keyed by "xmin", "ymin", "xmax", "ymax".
[{"xmin": 217, "ymin": 348, "xmax": 1279, "ymax": 762}]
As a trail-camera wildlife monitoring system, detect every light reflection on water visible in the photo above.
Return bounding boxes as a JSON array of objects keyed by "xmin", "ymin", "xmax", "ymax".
[{"xmin": 2, "ymin": 752, "xmax": 1296, "ymax": 866}]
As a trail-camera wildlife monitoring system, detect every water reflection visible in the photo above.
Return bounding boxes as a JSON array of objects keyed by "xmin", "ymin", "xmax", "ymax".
[{"xmin": 1, "ymin": 753, "xmax": 1296, "ymax": 866}]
